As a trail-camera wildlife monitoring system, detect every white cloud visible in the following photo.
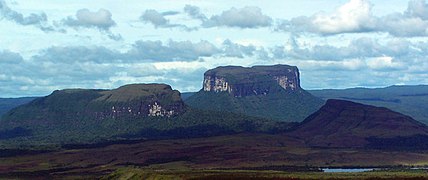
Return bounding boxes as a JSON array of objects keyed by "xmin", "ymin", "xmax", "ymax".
[
  {"xmin": 61, "ymin": 8, "xmax": 121, "ymax": 40},
  {"xmin": 203, "ymin": 6, "xmax": 272, "ymax": 28},
  {"xmin": 278, "ymin": 0, "xmax": 376, "ymax": 35},
  {"xmin": 366, "ymin": 56, "xmax": 405, "ymax": 70},
  {"xmin": 0, "ymin": 0, "xmax": 53, "ymax": 31},
  {"xmin": 277, "ymin": 0, "xmax": 428, "ymax": 37},
  {"xmin": 311, "ymin": 0, "xmax": 376, "ymax": 34},
  {"xmin": 63, "ymin": 9, "xmax": 116, "ymax": 30},
  {"xmin": 380, "ymin": 14, "xmax": 428, "ymax": 37}
]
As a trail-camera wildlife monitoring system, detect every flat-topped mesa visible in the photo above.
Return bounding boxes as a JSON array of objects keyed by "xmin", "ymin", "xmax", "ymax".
[
  {"xmin": 2, "ymin": 83, "xmax": 187, "ymax": 124},
  {"xmin": 95, "ymin": 84, "xmax": 185, "ymax": 118},
  {"xmin": 203, "ymin": 65, "xmax": 301, "ymax": 97}
]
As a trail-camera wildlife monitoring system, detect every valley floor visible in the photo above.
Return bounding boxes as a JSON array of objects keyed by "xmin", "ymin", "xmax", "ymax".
[{"xmin": 1, "ymin": 133, "xmax": 428, "ymax": 179}]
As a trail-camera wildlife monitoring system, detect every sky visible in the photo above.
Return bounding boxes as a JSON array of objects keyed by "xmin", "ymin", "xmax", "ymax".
[{"xmin": 1, "ymin": 0, "xmax": 428, "ymax": 97}]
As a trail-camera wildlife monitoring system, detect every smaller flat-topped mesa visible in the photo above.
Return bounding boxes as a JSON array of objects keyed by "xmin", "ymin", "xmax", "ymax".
[
  {"xmin": 2, "ymin": 83, "xmax": 187, "ymax": 125},
  {"xmin": 95, "ymin": 84, "xmax": 185, "ymax": 118},
  {"xmin": 203, "ymin": 65, "xmax": 301, "ymax": 97}
]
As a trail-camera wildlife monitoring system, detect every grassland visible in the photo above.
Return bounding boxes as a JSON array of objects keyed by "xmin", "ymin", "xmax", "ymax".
[
  {"xmin": 103, "ymin": 168, "xmax": 428, "ymax": 180},
  {"xmin": 1, "ymin": 133, "xmax": 428, "ymax": 179}
]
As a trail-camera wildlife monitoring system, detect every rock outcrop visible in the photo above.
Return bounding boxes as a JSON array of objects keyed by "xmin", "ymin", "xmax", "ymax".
[
  {"xmin": 289, "ymin": 99, "xmax": 428, "ymax": 148},
  {"xmin": 203, "ymin": 65, "xmax": 301, "ymax": 97}
]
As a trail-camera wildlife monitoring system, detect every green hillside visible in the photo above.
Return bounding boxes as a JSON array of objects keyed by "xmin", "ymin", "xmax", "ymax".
[{"xmin": 185, "ymin": 90, "xmax": 324, "ymax": 122}]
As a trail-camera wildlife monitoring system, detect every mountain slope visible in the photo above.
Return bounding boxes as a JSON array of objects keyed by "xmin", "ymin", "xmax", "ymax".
[
  {"xmin": 186, "ymin": 90, "xmax": 322, "ymax": 122},
  {"xmin": 289, "ymin": 99, "xmax": 428, "ymax": 148},
  {"xmin": 186, "ymin": 65, "xmax": 324, "ymax": 122},
  {"xmin": 309, "ymin": 85, "xmax": 428, "ymax": 124},
  {"xmin": 0, "ymin": 97, "xmax": 36, "ymax": 117}
]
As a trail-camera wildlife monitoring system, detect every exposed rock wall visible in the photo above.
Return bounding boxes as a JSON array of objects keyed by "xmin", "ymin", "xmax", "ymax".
[
  {"xmin": 202, "ymin": 65, "xmax": 301, "ymax": 97},
  {"xmin": 95, "ymin": 100, "xmax": 183, "ymax": 120},
  {"xmin": 203, "ymin": 76, "xmax": 231, "ymax": 93}
]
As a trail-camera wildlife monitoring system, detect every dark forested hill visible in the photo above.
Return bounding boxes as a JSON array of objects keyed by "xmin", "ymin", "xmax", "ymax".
[
  {"xmin": 309, "ymin": 85, "xmax": 428, "ymax": 124},
  {"xmin": 289, "ymin": 99, "xmax": 428, "ymax": 149}
]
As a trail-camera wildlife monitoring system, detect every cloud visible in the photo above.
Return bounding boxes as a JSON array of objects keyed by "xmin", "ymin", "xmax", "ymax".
[
  {"xmin": 61, "ymin": 8, "xmax": 121, "ymax": 40},
  {"xmin": 310, "ymin": 0, "xmax": 376, "ymax": 34},
  {"xmin": 139, "ymin": 5, "xmax": 272, "ymax": 30},
  {"xmin": 34, "ymin": 46, "xmax": 121, "ymax": 63},
  {"xmin": 271, "ymin": 36, "xmax": 416, "ymax": 61},
  {"xmin": 126, "ymin": 40, "xmax": 219, "ymax": 61},
  {"xmin": 407, "ymin": 0, "xmax": 428, "ymax": 19},
  {"xmin": 161, "ymin": 11, "xmax": 180, "ymax": 16},
  {"xmin": 277, "ymin": 0, "xmax": 428, "ymax": 37},
  {"xmin": 0, "ymin": 0, "xmax": 53, "ymax": 31},
  {"xmin": 184, "ymin": 4, "xmax": 207, "ymax": 21},
  {"xmin": 33, "ymin": 40, "xmax": 220, "ymax": 63},
  {"xmin": 221, "ymin": 39, "xmax": 257, "ymax": 58},
  {"xmin": 0, "ymin": 0, "xmax": 121, "ymax": 38},
  {"xmin": 139, "ymin": 9, "xmax": 194, "ymax": 31},
  {"xmin": 63, "ymin": 9, "xmax": 116, "ymax": 30},
  {"xmin": 0, "ymin": 50, "xmax": 23, "ymax": 64},
  {"xmin": 277, "ymin": 0, "xmax": 376, "ymax": 35},
  {"xmin": 203, "ymin": 6, "xmax": 272, "ymax": 28},
  {"xmin": 366, "ymin": 56, "xmax": 405, "ymax": 71},
  {"xmin": 379, "ymin": 12, "xmax": 428, "ymax": 37},
  {"xmin": 140, "ymin": 9, "xmax": 168, "ymax": 27}
]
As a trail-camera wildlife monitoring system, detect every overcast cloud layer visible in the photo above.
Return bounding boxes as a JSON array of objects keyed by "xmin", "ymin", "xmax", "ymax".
[{"xmin": 1, "ymin": 0, "xmax": 428, "ymax": 97}]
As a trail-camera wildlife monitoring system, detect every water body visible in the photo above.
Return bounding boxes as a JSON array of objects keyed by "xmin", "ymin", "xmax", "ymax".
[{"xmin": 322, "ymin": 168, "xmax": 374, "ymax": 173}]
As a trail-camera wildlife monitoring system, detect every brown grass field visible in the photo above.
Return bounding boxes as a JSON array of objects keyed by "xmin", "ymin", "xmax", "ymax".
[{"xmin": 1, "ymin": 133, "xmax": 428, "ymax": 179}]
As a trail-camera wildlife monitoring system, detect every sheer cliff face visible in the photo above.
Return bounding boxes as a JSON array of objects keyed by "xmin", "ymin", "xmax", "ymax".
[{"xmin": 203, "ymin": 65, "xmax": 301, "ymax": 97}]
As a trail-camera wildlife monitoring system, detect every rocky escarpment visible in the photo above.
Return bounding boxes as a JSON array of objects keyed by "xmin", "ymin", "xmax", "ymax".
[
  {"xmin": 289, "ymin": 99, "xmax": 428, "ymax": 148},
  {"xmin": 185, "ymin": 64, "xmax": 324, "ymax": 122},
  {"xmin": 203, "ymin": 65, "xmax": 301, "ymax": 97},
  {"xmin": 92, "ymin": 84, "xmax": 185, "ymax": 119}
]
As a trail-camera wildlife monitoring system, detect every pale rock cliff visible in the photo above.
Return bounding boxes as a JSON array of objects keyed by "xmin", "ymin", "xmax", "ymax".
[{"xmin": 202, "ymin": 65, "xmax": 301, "ymax": 97}]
